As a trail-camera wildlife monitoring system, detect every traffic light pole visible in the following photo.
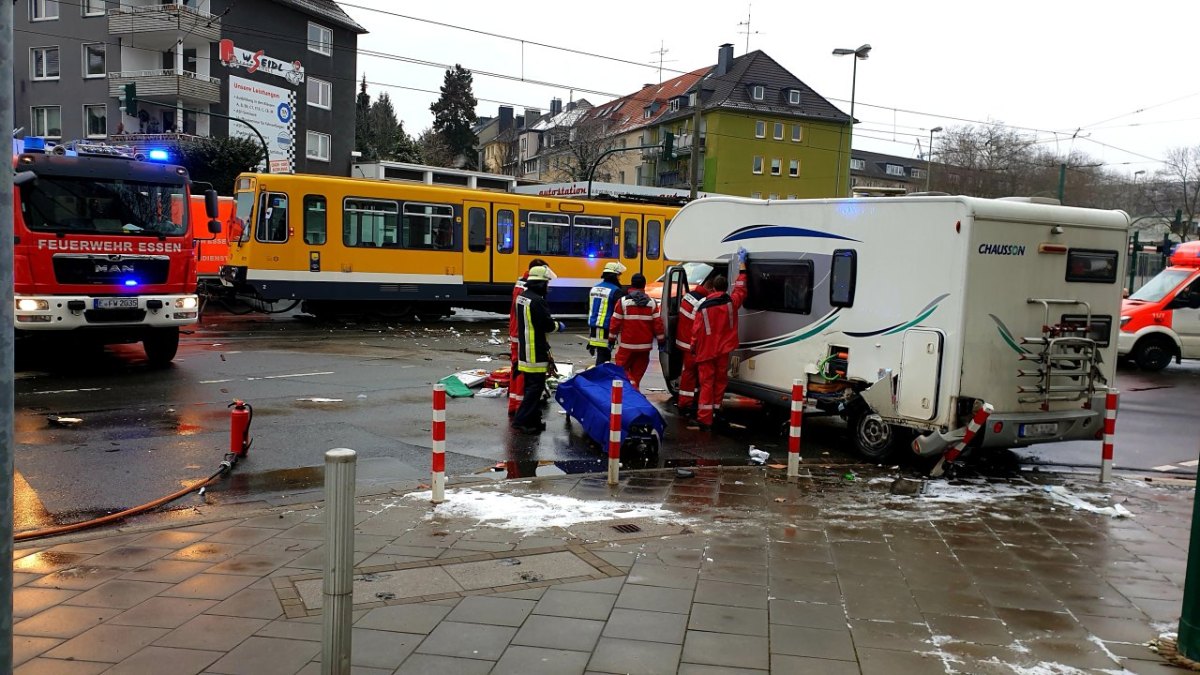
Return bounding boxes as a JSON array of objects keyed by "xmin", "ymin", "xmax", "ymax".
[
  {"xmin": 126, "ymin": 96, "xmax": 270, "ymax": 170},
  {"xmin": 1, "ymin": 2, "xmax": 16, "ymax": 671},
  {"xmin": 585, "ymin": 144, "xmax": 671, "ymax": 199}
]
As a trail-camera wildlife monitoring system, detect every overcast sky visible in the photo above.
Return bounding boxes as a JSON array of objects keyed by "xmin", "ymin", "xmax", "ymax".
[{"xmin": 341, "ymin": 0, "xmax": 1197, "ymax": 176}]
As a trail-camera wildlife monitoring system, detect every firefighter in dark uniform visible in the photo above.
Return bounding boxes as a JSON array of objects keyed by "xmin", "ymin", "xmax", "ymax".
[{"xmin": 512, "ymin": 265, "xmax": 567, "ymax": 433}]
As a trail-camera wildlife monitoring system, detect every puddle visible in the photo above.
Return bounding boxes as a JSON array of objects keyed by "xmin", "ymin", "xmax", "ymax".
[{"xmin": 216, "ymin": 465, "xmax": 325, "ymax": 500}]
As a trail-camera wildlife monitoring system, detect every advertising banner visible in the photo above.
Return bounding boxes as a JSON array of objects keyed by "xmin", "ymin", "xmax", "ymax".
[{"xmin": 229, "ymin": 75, "xmax": 296, "ymax": 173}]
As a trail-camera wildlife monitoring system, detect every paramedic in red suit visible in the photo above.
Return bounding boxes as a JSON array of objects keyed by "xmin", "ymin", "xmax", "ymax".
[
  {"xmin": 690, "ymin": 251, "xmax": 748, "ymax": 431},
  {"xmin": 508, "ymin": 259, "xmax": 550, "ymax": 416},
  {"xmin": 675, "ymin": 275, "xmax": 713, "ymax": 415},
  {"xmin": 608, "ymin": 273, "xmax": 666, "ymax": 390}
]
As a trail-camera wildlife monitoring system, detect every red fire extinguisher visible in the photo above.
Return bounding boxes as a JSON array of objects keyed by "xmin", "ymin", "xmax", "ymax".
[{"xmin": 228, "ymin": 400, "xmax": 253, "ymax": 458}]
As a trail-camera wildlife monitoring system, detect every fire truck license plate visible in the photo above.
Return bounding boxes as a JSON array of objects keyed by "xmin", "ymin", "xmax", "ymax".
[
  {"xmin": 1019, "ymin": 422, "xmax": 1059, "ymax": 438},
  {"xmin": 93, "ymin": 298, "xmax": 139, "ymax": 310}
]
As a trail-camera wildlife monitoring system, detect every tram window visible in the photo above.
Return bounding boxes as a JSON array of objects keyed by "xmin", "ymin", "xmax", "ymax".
[
  {"xmin": 646, "ymin": 219, "xmax": 661, "ymax": 260},
  {"xmin": 256, "ymin": 193, "xmax": 289, "ymax": 243},
  {"xmin": 303, "ymin": 195, "xmax": 326, "ymax": 245},
  {"xmin": 496, "ymin": 209, "xmax": 515, "ymax": 254},
  {"xmin": 467, "ymin": 207, "xmax": 487, "ymax": 253},
  {"xmin": 573, "ymin": 215, "xmax": 614, "ymax": 258},
  {"xmin": 343, "ymin": 198, "xmax": 398, "ymax": 248},
  {"xmin": 623, "ymin": 218, "xmax": 640, "ymax": 258},
  {"xmin": 402, "ymin": 202, "xmax": 455, "ymax": 250},
  {"xmin": 527, "ymin": 212, "xmax": 570, "ymax": 256}
]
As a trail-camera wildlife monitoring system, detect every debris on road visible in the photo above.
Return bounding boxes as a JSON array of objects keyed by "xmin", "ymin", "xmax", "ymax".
[
  {"xmin": 748, "ymin": 446, "xmax": 769, "ymax": 465},
  {"xmin": 476, "ymin": 387, "xmax": 507, "ymax": 398},
  {"xmin": 1043, "ymin": 485, "xmax": 1133, "ymax": 518},
  {"xmin": 47, "ymin": 416, "xmax": 83, "ymax": 427},
  {"xmin": 296, "ymin": 398, "xmax": 343, "ymax": 403},
  {"xmin": 889, "ymin": 477, "xmax": 924, "ymax": 496}
]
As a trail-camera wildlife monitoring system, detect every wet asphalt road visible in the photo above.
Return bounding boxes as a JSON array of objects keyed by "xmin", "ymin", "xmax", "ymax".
[{"xmin": 13, "ymin": 309, "xmax": 1198, "ymax": 531}]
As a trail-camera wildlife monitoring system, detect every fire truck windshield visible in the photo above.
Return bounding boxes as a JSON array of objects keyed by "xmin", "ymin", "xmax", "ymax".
[{"xmin": 21, "ymin": 176, "xmax": 188, "ymax": 237}]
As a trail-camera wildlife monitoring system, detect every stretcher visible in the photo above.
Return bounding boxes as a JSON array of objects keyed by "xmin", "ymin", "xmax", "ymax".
[{"xmin": 554, "ymin": 363, "xmax": 664, "ymax": 454}]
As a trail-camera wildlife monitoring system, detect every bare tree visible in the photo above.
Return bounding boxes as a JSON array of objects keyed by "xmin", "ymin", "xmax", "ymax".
[
  {"xmin": 416, "ymin": 127, "xmax": 455, "ymax": 168},
  {"xmin": 1143, "ymin": 145, "xmax": 1200, "ymax": 240},
  {"xmin": 552, "ymin": 118, "xmax": 620, "ymax": 182}
]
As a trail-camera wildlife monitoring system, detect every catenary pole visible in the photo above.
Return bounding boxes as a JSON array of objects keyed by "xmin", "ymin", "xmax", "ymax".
[
  {"xmin": 1, "ymin": 0, "xmax": 16, "ymax": 670},
  {"xmin": 689, "ymin": 81, "xmax": 703, "ymax": 200}
]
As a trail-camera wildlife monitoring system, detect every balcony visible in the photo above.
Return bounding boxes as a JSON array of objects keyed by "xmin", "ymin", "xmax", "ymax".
[
  {"xmin": 108, "ymin": 4, "xmax": 221, "ymax": 44},
  {"xmin": 673, "ymin": 132, "xmax": 705, "ymax": 157},
  {"xmin": 108, "ymin": 70, "xmax": 221, "ymax": 105}
]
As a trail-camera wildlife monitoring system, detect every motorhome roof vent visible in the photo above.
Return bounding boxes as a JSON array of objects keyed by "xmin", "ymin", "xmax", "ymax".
[{"xmin": 998, "ymin": 196, "xmax": 1061, "ymax": 205}]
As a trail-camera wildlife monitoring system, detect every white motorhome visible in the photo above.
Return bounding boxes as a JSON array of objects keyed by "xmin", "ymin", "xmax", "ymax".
[{"xmin": 661, "ymin": 195, "xmax": 1130, "ymax": 459}]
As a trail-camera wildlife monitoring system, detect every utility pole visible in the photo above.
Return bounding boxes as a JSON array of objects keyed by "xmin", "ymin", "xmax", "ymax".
[
  {"xmin": 689, "ymin": 80, "xmax": 704, "ymax": 200},
  {"xmin": 1, "ymin": 0, "xmax": 16, "ymax": 671},
  {"xmin": 1057, "ymin": 163, "xmax": 1067, "ymax": 203}
]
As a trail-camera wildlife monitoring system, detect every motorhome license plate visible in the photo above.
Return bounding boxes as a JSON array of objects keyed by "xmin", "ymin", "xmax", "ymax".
[
  {"xmin": 1019, "ymin": 422, "xmax": 1059, "ymax": 438},
  {"xmin": 94, "ymin": 298, "xmax": 138, "ymax": 309}
]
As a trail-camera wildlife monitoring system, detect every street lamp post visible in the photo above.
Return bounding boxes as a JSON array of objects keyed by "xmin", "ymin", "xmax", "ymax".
[
  {"xmin": 926, "ymin": 126, "xmax": 943, "ymax": 192},
  {"xmin": 832, "ymin": 43, "xmax": 871, "ymax": 198}
]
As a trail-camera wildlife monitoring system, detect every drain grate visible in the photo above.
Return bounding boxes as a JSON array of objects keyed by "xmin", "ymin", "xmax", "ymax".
[{"xmin": 611, "ymin": 523, "xmax": 642, "ymax": 534}]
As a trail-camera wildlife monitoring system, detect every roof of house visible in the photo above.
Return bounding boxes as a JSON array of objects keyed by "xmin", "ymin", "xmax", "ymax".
[
  {"xmin": 850, "ymin": 149, "xmax": 928, "ymax": 183},
  {"xmin": 271, "ymin": 0, "xmax": 367, "ymax": 33},
  {"xmin": 656, "ymin": 50, "xmax": 850, "ymax": 126},
  {"xmin": 531, "ymin": 101, "xmax": 593, "ymax": 133},
  {"xmin": 583, "ymin": 68, "xmax": 709, "ymax": 135}
]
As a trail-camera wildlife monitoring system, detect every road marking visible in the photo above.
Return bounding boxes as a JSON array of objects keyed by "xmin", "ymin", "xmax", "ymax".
[
  {"xmin": 1178, "ymin": 460, "xmax": 1200, "ymax": 467},
  {"xmin": 247, "ymin": 371, "xmax": 335, "ymax": 381},
  {"xmin": 1153, "ymin": 464, "xmax": 1180, "ymax": 472},
  {"xmin": 27, "ymin": 387, "xmax": 105, "ymax": 395},
  {"xmin": 200, "ymin": 379, "xmax": 233, "ymax": 384}
]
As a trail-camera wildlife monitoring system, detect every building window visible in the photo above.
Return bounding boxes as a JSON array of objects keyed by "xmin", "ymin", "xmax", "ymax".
[
  {"xmin": 304, "ymin": 195, "xmax": 327, "ymax": 245},
  {"xmin": 752, "ymin": 156, "xmax": 763, "ymax": 174},
  {"xmin": 789, "ymin": 159, "xmax": 799, "ymax": 177},
  {"xmin": 83, "ymin": 43, "xmax": 105, "ymax": 78},
  {"xmin": 751, "ymin": 192, "xmax": 762, "ymax": 199},
  {"xmin": 786, "ymin": 194, "xmax": 796, "ymax": 199},
  {"xmin": 770, "ymin": 158, "xmax": 781, "ymax": 176},
  {"xmin": 31, "ymin": 47, "xmax": 60, "ymax": 80},
  {"xmin": 82, "ymin": 0, "xmax": 104, "ymax": 16},
  {"xmin": 30, "ymin": 0, "xmax": 58, "ymax": 21},
  {"xmin": 643, "ymin": 108, "xmax": 651, "ymax": 119},
  {"xmin": 791, "ymin": 125, "xmax": 802, "ymax": 142},
  {"xmin": 83, "ymin": 104, "xmax": 106, "ymax": 138},
  {"xmin": 773, "ymin": 122, "xmax": 783, "ymax": 140},
  {"xmin": 669, "ymin": 98, "xmax": 680, "ymax": 112},
  {"xmin": 751, "ymin": 85, "xmax": 765, "ymax": 101},
  {"xmin": 308, "ymin": 22, "xmax": 332, "ymax": 56},
  {"xmin": 307, "ymin": 77, "xmax": 331, "ymax": 109},
  {"xmin": 31, "ymin": 106, "xmax": 61, "ymax": 138},
  {"xmin": 911, "ymin": 168, "xmax": 926, "ymax": 179},
  {"xmin": 768, "ymin": 193, "xmax": 779, "ymax": 200},
  {"xmin": 885, "ymin": 164, "xmax": 905, "ymax": 177},
  {"xmin": 788, "ymin": 90, "xmax": 801, "ymax": 105},
  {"xmin": 754, "ymin": 120, "xmax": 765, "ymax": 138},
  {"xmin": 850, "ymin": 158, "xmax": 866, "ymax": 171},
  {"xmin": 306, "ymin": 130, "xmax": 331, "ymax": 162}
]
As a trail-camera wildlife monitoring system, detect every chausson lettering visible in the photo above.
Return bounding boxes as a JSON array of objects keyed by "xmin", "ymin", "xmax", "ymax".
[{"xmin": 978, "ymin": 243, "xmax": 1027, "ymax": 256}]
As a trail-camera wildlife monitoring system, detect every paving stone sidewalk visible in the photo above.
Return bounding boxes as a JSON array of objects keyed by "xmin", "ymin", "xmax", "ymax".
[{"xmin": 9, "ymin": 465, "xmax": 1195, "ymax": 674}]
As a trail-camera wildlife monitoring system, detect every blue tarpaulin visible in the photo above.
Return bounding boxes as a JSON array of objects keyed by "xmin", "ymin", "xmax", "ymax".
[{"xmin": 554, "ymin": 363, "xmax": 665, "ymax": 448}]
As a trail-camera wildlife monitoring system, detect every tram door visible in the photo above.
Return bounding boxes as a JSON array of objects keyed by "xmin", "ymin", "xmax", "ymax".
[
  {"xmin": 619, "ymin": 212, "xmax": 644, "ymax": 275},
  {"xmin": 463, "ymin": 201, "xmax": 491, "ymax": 283}
]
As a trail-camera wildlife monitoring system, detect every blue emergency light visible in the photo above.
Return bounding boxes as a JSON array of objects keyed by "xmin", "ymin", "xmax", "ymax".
[
  {"xmin": 147, "ymin": 149, "xmax": 170, "ymax": 161},
  {"xmin": 123, "ymin": 279, "xmax": 139, "ymax": 287}
]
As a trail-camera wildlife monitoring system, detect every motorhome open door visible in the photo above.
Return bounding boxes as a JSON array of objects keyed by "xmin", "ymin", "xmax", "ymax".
[{"xmin": 660, "ymin": 264, "xmax": 689, "ymax": 394}]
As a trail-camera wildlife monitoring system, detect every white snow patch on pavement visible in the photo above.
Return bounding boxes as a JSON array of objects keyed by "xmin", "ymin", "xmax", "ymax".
[
  {"xmin": 1043, "ymin": 485, "xmax": 1133, "ymax": 518},
  {"xmin": 917, "ymin": 480, "xmax": 1034, "ymax": 504},
  {"xmin": 405, "ymin": 488, "xmax": 689, "ymax": 533}
]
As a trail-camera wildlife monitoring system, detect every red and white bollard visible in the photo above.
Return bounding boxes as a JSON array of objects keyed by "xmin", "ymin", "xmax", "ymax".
[
  {"xmin": 431, "ymin": 383, "xmax": 446, "ymax": 504},
  {"xmin": 1100, "ymin": 389, "xmax": 1119, "ymax": 483},
  {"xmin": 788, "ymin": 379, "xmax": 804, "ymax": 478},
  {"xmin": 608, "ymin": 380, "xmax": 623, "ymax": 486},
  {"xmin": 932, "ymin": 402, "xmax": 994, "ymax": 477}
]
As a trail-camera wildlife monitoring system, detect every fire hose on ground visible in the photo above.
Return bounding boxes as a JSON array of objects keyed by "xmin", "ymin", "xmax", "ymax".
[{"xmin": 14, "ymin": 400, "xmax": 254, "ymax": 543}]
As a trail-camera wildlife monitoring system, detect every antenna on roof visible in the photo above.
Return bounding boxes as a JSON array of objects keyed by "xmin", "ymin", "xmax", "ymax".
[
  {"xmin": 649, "ymin": 41, "xmax": 678, "ymax": 83},
  {"xmin": 737, "ymin": 4, "xmax": 762, "ymax": 54}
]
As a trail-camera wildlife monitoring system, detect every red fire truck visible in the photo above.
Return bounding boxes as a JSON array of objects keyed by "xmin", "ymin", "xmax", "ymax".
[{"xmin": 12, "ymin": 137, "xmax": 220, "ymax": 366}]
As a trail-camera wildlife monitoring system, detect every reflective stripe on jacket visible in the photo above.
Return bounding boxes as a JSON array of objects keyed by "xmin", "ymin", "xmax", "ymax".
[
  {"xmin": 507, "ymin": 276, "xmax": 527, "ymax": 346},
  {"xmin": 690, "ymin": 273, "xmax": 747, "ymax": 362},
  {"xmin": 515, "ymin": 289, "xmax": 562, "ymax": 373},
  {"xmin": 587, "ymin": 280, "xmax": 624, "ymax": 347},
  {"xmin": 609, "ymin": 291, "xmax": 665, "ymax": 352},
  {"xmin": 675, "ymin": 287, "xmax": 706, "ymax": 350}
]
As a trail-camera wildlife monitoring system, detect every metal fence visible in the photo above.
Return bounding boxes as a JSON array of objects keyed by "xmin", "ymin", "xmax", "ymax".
[{"xmin": 1129, "ymin": 250, "xmax": 1167, "ymax": 294}]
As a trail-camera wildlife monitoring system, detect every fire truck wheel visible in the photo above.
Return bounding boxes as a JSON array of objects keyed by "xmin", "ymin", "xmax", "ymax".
[
  {"xmin": 1132, "ymin": 335, "xmax": 1174, "ymax": 372},
  {"xmin": 143, "ymin": 328, "xmax": 180, "ymax": 367}
]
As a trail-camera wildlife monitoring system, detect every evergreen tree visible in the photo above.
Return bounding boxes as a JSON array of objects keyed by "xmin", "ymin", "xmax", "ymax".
[
  {"xmin": 354, "ymin": 74, "xmax": 375, "ymax": 160},
  {"xmin": 369, "ymin": 92, "xmax": 401, "ymax": 162},
  {"xmin": 429, "ymin": 64, "xmax": 479, "ymax": 169}
]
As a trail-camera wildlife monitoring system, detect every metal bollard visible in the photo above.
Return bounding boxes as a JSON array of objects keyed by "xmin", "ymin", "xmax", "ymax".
[
  {"xmin": 1100, "ymin": 390, "xmax": 1119, "ymax": 483},
  {"xmin": 608, "ymin": 380, "xmax": 623, "ymax": 486},
  {"xmin": 321, "ymin": 448, "xmax": 356, "ymax": 675},
  {"xmin": 432, "ymin": 383, "xmax": 446, "ymax": 504},
  {"xmin": 788, "ymin": 380, "xmax": 804, "ymax": 478}
]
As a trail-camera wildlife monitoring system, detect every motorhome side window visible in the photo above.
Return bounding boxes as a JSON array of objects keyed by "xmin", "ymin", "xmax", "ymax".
[
  {"xmin": 1065, "ymin": 249, "xmax": 1118, "ymax": 283},
  {"xmin": 744, "ymin": 259, "xmax": 815, "ymax": 315},
  {"xmin": 830, "ymin": 249, "xmax": 856, "ymax": 307},
  {"xmin": 256, "ymin": 193, "xmax": 288, "ymax": 243}
]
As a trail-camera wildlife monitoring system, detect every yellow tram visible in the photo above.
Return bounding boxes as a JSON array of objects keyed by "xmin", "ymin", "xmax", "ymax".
[{"xmin": 219, "ymin": 173, "xmax": 680, "ymax": 318}]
